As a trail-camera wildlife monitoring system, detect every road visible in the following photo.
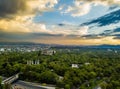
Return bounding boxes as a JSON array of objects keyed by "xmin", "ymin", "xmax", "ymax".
[{"xmin": 12, "ymin": 80, "xmax": 55, "ymax": 89}]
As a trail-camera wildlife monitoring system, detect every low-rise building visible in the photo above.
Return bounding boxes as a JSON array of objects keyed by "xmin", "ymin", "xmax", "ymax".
[
  {"xmin": 72, "ymin": 64, "xmax": 79, "ymax": 68},
  {"xmin": 0, "ymin": 48, "xmax": 5, "ymax": 52},
  {"xmin": 41, "ymin": 49, "xmax": 56, "ymax": 55},
  {"xmin": 85, "ymin": 62, "xmax": 90, "ymax": 65}
]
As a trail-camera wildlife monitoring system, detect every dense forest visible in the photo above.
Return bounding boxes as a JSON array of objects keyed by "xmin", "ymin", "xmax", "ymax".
[{"xmin": 0, "ymin": 48, "xmax": 120, "ymax": 89}]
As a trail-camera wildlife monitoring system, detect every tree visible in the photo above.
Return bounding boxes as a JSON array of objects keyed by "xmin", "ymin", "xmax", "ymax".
[
  {"xmin": 0, "ymin": 76, "xmax": 2, "ymax": 89},
  {"xmin": 3, "ymin": 83, "xmax": 12, "ymax": 89},
  {"xmin": 65, "ymin": 84, "xmax": 70, "ymax": 89},
  {"xmin": 40, "ymin": 71, "xmax": 59, "ymax": 84}
]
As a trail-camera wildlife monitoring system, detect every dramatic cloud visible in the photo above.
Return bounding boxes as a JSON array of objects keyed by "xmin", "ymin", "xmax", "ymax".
[
  {"xmin": 0, "ymin": 0, "xmax": 58, "ymax": 19},
  {"xmin": 50, "ymin": 25, "xmax": 89, "ymax": 36},
  {"xmin": 0, "ymin": 18, "xmax": 53, "ymax": 33},
  {"xmin": 0, "ymin": 0, "xmax": 120, "ymax": 45},
  {"xmin": 113, "ymin": 27, "xmax": 120, "ymax": 32},
  {"xmin": 0, "ymin": 0, "xmax": 58, "ymax": 33},
  {"xmin": 76, "ymin": 0, "xmax": 120, "ymax": 6},
  {"xmin": 62, "ymin": 0, "xmax": 120, "ymax": 17},
  {"xmin": 0, "ymin": 19, "xmax": 30, "ymax": 32},
  {"xmin": 0, "ymin": 24, "xmax": 119, "ymax": 45},
  {"xmin": 81, "ymin": 9, "xmax": 120, "ymax": 26},
  {"xmin": 1, "ymin": 31, "xmax": 120, "ymax": 45},
  {"xmin": 63, "ymin": 1, "xmax": 91, "ymax": 17},
  {"xmin": 0, "ymin": 18, "xmax": 88, "ymax": 36},
  {"xmin": 0, "ymin": 0, "xmax": 26, "ymax": 19}
]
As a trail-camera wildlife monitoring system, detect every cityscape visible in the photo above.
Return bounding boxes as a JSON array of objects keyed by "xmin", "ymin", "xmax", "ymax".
[
  {"xmin": 0, "ymin": 0, "xmax": 120, "ymax": 89},
  {"xmin": 0, "ymin": 43, "xmax": 120, "ymax": 89}
]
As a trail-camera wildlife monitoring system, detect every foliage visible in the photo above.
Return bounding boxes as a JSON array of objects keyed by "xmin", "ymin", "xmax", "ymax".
[{"xmin": 0, "ymin": 48, "xmax": 120, "ymax": 89}]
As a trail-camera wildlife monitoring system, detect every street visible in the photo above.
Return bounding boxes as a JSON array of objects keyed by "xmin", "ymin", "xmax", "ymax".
[{"xmin": 12, "ymin": 80, "xmax": 55, "ymax": 89}]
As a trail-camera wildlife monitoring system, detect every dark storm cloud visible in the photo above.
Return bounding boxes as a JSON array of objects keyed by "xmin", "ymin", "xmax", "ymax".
[
  {"xmin": 81, "ymin": 34, "xmax": 103, "ymax": 39},
  {"xmin": 85, "ymin": 27, "xmax": 120, "ymax": 40},
  {"xmin": 108, "ymin": 5, "xmax": 118, "ymax": 10},
  {"xmin": 80, "ymin": 29, "xmax": 118, "ymax": 39},
  {"xmin": 113, "ymin": 34, "xmax": 120, "ymax": 39},
  {"xmin": 101, "ymin": 27, "xmax": 120, "ymax": 36},
  {"xmin": 114, "ymin": 36, "xmax": 120, "ymax": 39},
  {"xmin": 58, "ymin": 23, "xmax": 65, "ymax": 26},
  {"xmin": 31, "ymin": 33, "xmax": 63, "ymax": 37},
  {"xmin": 111, "ymin": 28, "xmax": 120, "ymax": 39},
  {"xmin": 0, "ymin": 31, "xmax": 64, "ymax": 42},
  {"xmin": 98, "ymin": 30, "xmax": 113, "ymax": 36},
  {"xmin": 85, "ymin": 28, "xmax": 120, "ymax": 38},
  {"xmin": 0, "ymin": 31, "xmax": 31, "ymax": 40},
  {"xmin": 0, "ymin": 0, "xmax": 27, "ymax": 19},
  {"xmin": 113, "ymin": 27, "xmax": 120, "ymax": 32},
  {"xmin": 81, "ymin": 9, "xmax": 120, "ymax": 27}
]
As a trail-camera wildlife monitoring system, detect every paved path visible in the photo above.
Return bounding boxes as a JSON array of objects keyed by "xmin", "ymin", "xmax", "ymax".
[{"xmin": 12, "ymin": 80, "xmax": 55, "ymax": 89}]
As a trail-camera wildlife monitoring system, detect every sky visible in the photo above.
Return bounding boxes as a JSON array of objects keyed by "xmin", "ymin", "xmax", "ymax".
[{"xmin": 1, "ymin": 0, "xmax": 120, "ymax": 45}]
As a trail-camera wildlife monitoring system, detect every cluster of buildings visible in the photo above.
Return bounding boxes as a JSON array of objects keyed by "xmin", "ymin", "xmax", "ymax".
[
  {"xmin": 0, "ymin": 45, "xmax": 56, "ymax": 55},
  {"xmin": 41, "ymin": 49, "xmax": 56, "ymax": 55},
  {"xmin": 107, "ymin": 49, "xmax": 118, "ymax": 53},
  {"xmin": 71, "ymin": 62, "xmax": 90, "ymax": 68},
  {"xmin": 0, "ymin": 47, "xmax": 41, "ymax": 53},
  {"xmin": 27, "ymin": 60, "xmax": 40, "ymax": 65}
]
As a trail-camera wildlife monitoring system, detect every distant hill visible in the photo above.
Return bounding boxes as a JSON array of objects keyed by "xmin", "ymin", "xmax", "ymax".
[
  {"xmin": 0, "ymin": 42, "xmax": 120, "ymax": 49},
  {"xmin": 89, "ymin": 44, "xmax": 120, "ymax": 49},
  {"xmin": 53, "ymin": 44, "xmax": 120, "ymax": 49},
  {"xmin": 0, "ymin": 42, "xmax": 47, "ymax": 46}
]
